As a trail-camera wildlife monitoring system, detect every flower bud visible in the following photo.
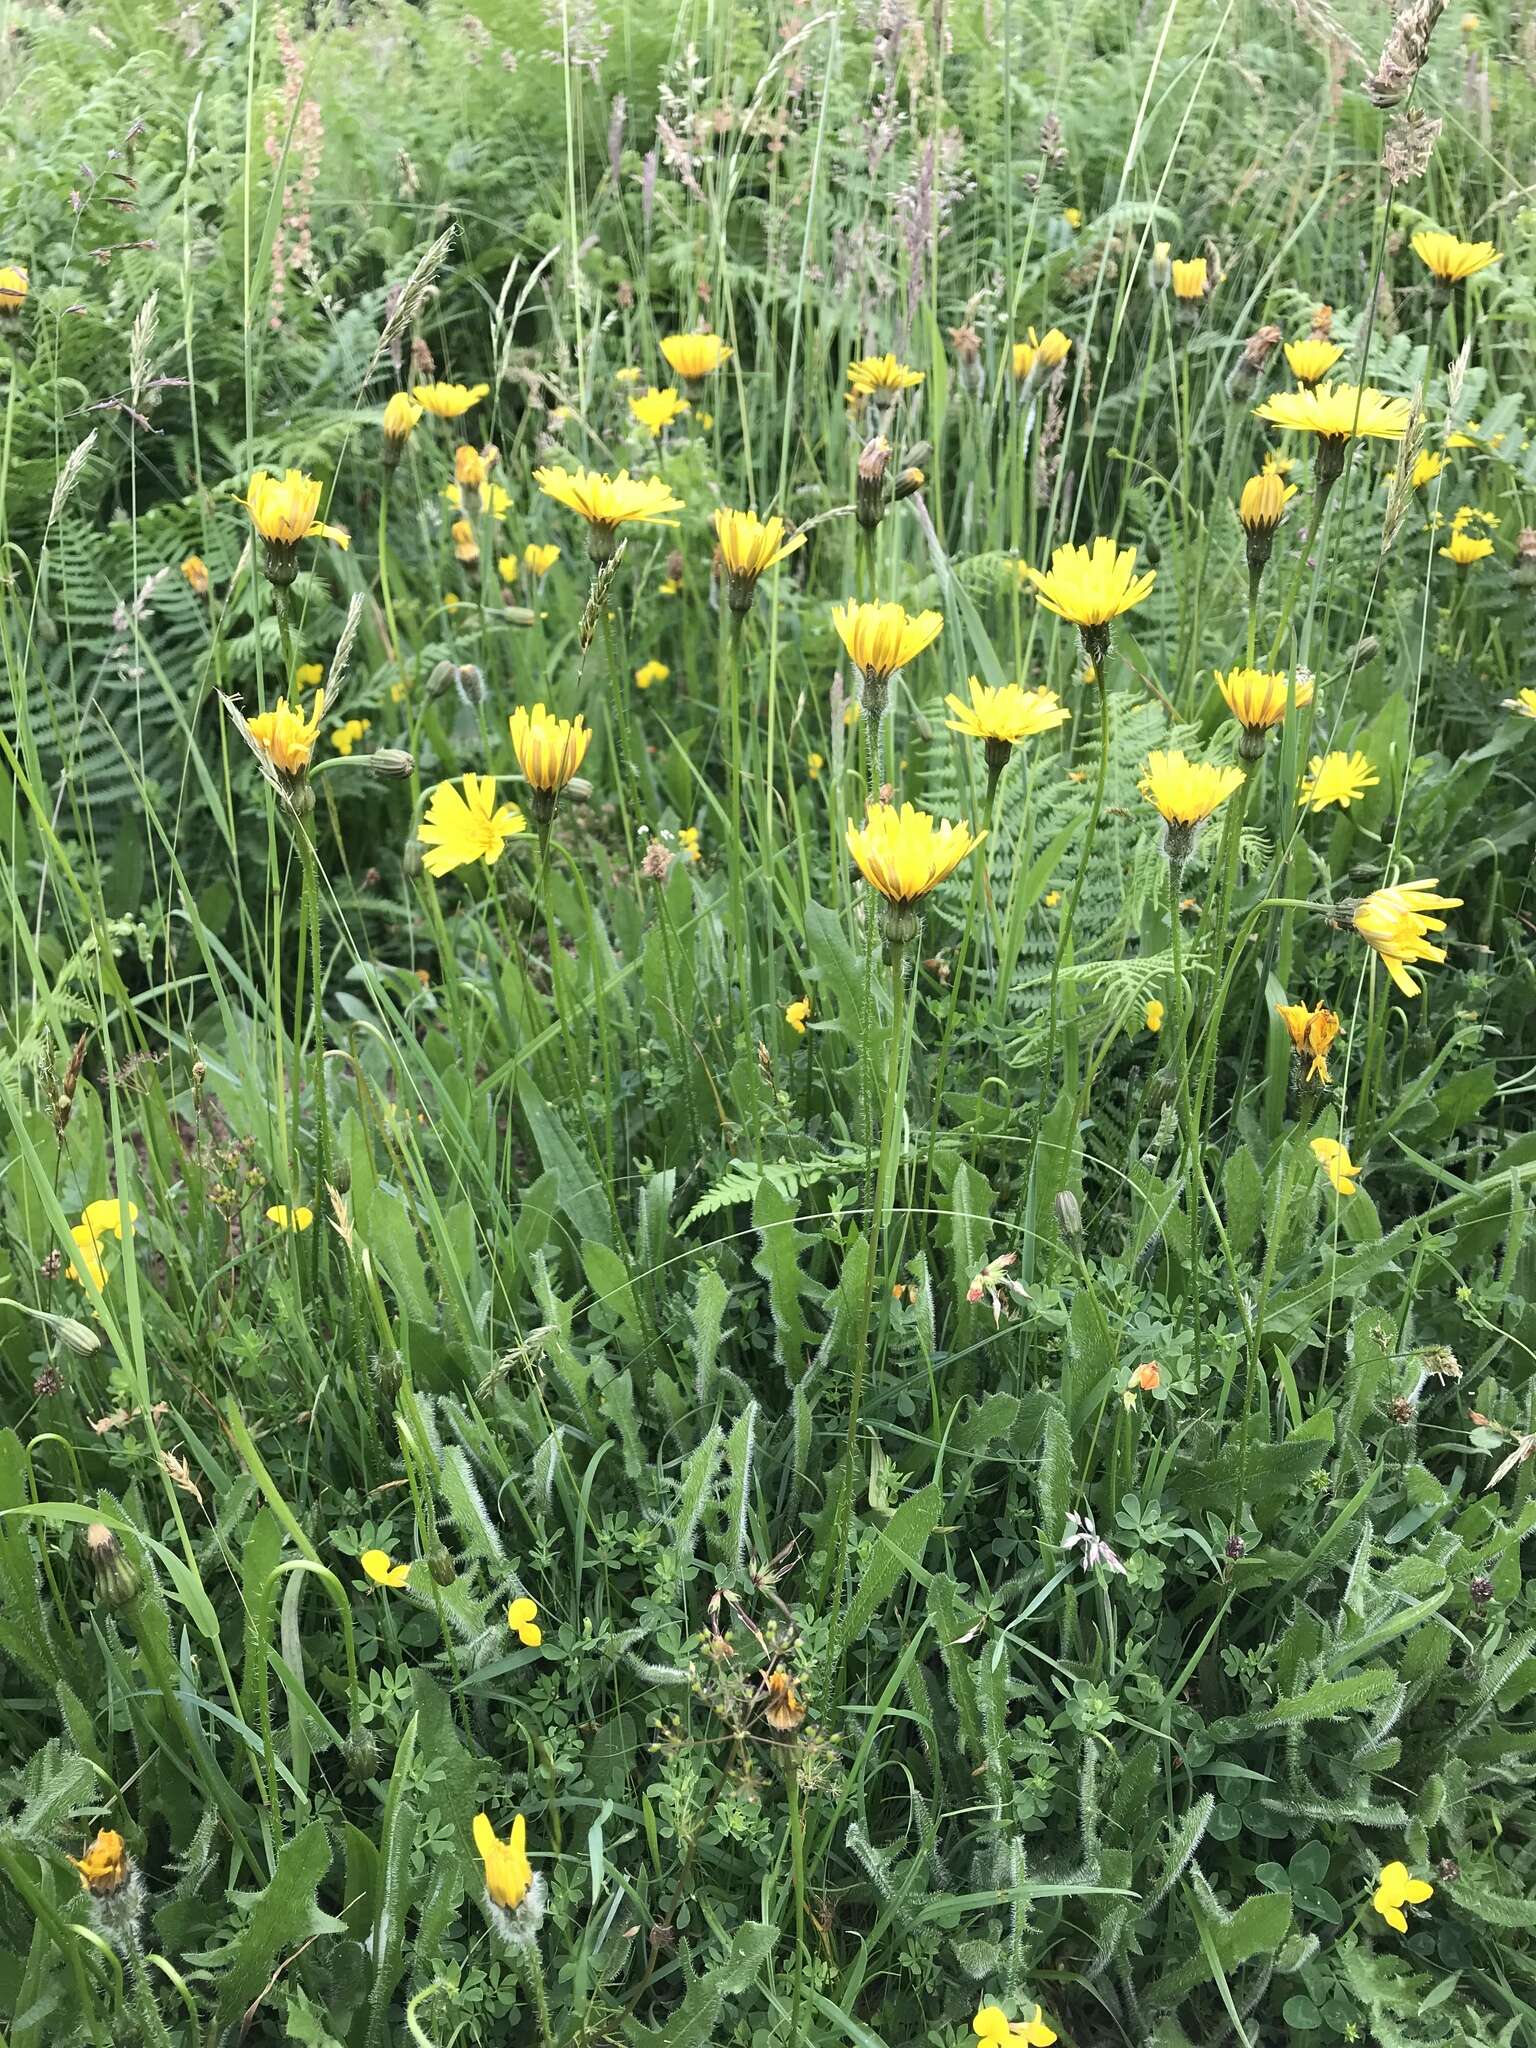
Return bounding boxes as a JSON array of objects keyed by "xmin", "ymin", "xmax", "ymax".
[
  {"xmin": 50, "ymin": 1313, "xmax": 102, "ymax": 1356},
  {"xmin": 428, "ymin": 1544, "xmax": 456, "ymax": 1587},
  {"xmin": 369, "ymin": 748, "xmax": 416, "ymax": 781},
  {"xmin": 84, "ymin": 1523, "xmax": 143, "ymax": 1610},
  {"xmin": 1054, "ymin": 1189, "xmax": 1084, "ymax": 1250}
]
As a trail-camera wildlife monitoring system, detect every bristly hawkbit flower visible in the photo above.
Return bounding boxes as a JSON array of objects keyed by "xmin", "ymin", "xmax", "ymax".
[
  {"xmin": 521, "ymin": 542, "xmax": 561, "ymax": 579},
  {"xmin": 474, "ymin": 1812, "xmax": 545, "ymax": 1946},
  {"xmin": 508, "ymin": 1596, "xmax": 542, "ymax": 1646},
  {"xmin": 70, "ymin": 1829, "xmax": 129, "ymax": 1897},
  {"xmin": 1411, "ymin": 230, "xmax": 1499, "ymax": 284},
  {"xmin": 1372, "ymin": 1860, "xmax": 1434, "ymax": 1932},
  {"xmin": 418, "ymin": 773, "xmax": 527, "ymax": 876},
  {"xmin": 1440, "ymin": 525, "xmax": 1495, "ymax": 566},
  {"xmin": 831, "ymin": 600, "xmax": 944, "ymax": 719},
  {"xmin": 1011, "ymin": 326, "xmax": 1072, "ymax": 383},
  {"xmin": 846, "ymin": 351, "xmax": 924, "ymax": 403},
  {"xmin": 382, "ymin": 392, "xmax": 423, "ymax": 467},
  {"xmin": 846, "ymin": 800, "xmax": 984, "ymax": 947},
  {"xmin": 1503, "ymin": 687, "xmax": 1536, "ymax": 720},
  {"xmin": 0, "ymin": 262, "xmax": 29, "ymax": 314},
  {"xmin": 1311, "ymin": 1135, "xmax": 1360, "ymax": 1196},
  {"xmin": 243, "ymin": 692, "xmax": 323, "ymax": 795},
  {"xmin": 763, "ymin": 1669, "xmax": 807, "ymax": 1731},
  {"xmin": 180, "ymin": 553, "xmax": 210, "ymax": 597},
  {"xmin": 659, "ymin": 331, "xmax": 730, "ymax": 387},
  {"xmin": 1218, "ymin": 666, "xmax": 1313, "ymax": 758},
  {"xmin": 628, "ymin": 385, "xmax": 689, "ymax": 437},
  {"xmin": 1139, "ymin": 750, "xmax": 1244, "ymax": 868},
  {"xmin": 361, "ymin": 1549, "xmax": 410, "ymax": 1588},
  {"xmin": 1238, "ymin": 469, "xmax": 1299, "ymax": 584},
  {"xmin": 412, "ymin": 379, "xmax": 490, "ymax": 418},
  {"xmin": 533, "ymin": 464, "xmax": 683, "ymax": 562},
  {"xmin": 1277, "ymin": 999, "xmax": 1341, "ymax": 1086},
  {"xmin": 68, "ymin": 1826, "xmax": 145, "ymax": 1951},
  {"xmin": 1299, "ymin": 749, "xmax": 1380, "ymax": 812},
  {"xmin": 1021, "ymin": 537, "xmax": 1155, "ymax": 674},
  {"xmin": 1171, "ymin": 256, "xmax": 1209, "ymax": 304},
  {"xmin": 1411, "ymin": 449, "xmax": 1447, "ymax": 489},
  {"xmin": 1349, "ymin": 876, "xmax": 1462, "ymax": 997},
  {"xmin": 974, "ymin": 2000, "xmax": 1057, "ymax": 2047},
  {"xmin": 945, "ymin": 676, "xmax": 1069, "ymax": 791},
  {"xmin": 451, "ymin": 517, "xmax": 480, "ymax": 565},
  {"xmin": 1254, "ymin": 383, "xmax": 1412, "ymax": 495},
  {"xmin": 509, "ymin": 703, "xmax": 593, "ymax": 832},
  {"xmin": 714, "ymin": 507, "xmax": 805, "ymax": 614},
  {"xmin": 238, "ymin": 469, "xmax": 349, "ymax": 586},
  {"xmin": 1285, "ymin": 336, "xmax": 1344, "ymax": 387}
]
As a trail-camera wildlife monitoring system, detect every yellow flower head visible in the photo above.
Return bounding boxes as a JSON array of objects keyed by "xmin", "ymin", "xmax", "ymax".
[
  {"xmin": 330, "ymin": 717, "xmax": 372, "ymax": 756},
  {"xmin": 714, "ymin": 507, "xmax": 806, "ymax": 596},
  {"xmin": 1012, "ymin": 327, "xmax": 1072, "ymax": 380},
  {"xmin": 1284, "ymin": 337, "xmax": 1344, "ymax": 387},
  {"xmin": 615, "ymin": 365, "xmax": 643, "ymax": 386},
  {"xmin": 247, "ymin": 693, "xmax": 324, "ymax": 780},
  {"xmin": 678, "ymin": 825, "xmax": 702, "ymax": 864},
  {"xmin": 1254, "ymin": 382, "xmax": 1412, "ymax": 445},
  {"xmin": 266, "ymin": 1204, "xmax": 314, "ymax": 1231},
  {"xmin": 444, "ymin": 481, "xmax": 511, "ymax": 518},
  {"xmin": 67, "ymin": 1214, "xmax": 116, "ymax": 1290},
  {"xmin": 1139, "ymin": 750, "xmax": 1245, "ymax": 828},
  {"xmin": 846, "ymin": 801, "xmax": 984, "ymax": 909},
  {"xmin": 1411, "ymin": 231, "xmax": 1499, "ymax": 284},
  {"xmin": 509, "ymin": 703, "xmax": 593, "ymax": 796},
  {"xmin": 629, "ymin": 386, "xmax": 690, "ymax": 437},
  {"xmin": 1299, "ymin": 749, "xmax": 1379, "ymax": 811},
  {"xmin": 1171, "ymin": 257, "xmax": 1209, "ymax": 301},
  {"xmin": 1277, "ymin": 999, "xmax": 1341, "ymax": 1084},
  {"xmin": 1238, "ymin": 471, "xmax": 1299, "ymax": 537},
  {"xmin": 785, "ymin": 997, "xmax": 812, "ymax": 1034},
  {"xmin": 660, "ymin": 332, "xmax": 731, "ymax": 382},
  {"xmin": 181, "ymin": 554, "xmax": 210, "ymax": 596},
  {"xmin": 383, "ymin": 392, "xmax": 423, "ymax": 445},
  {"xmin": 806, "ymin": 752, "xmax": 824, "ymax": 780},
  {"xmin": 508, "ymin": 1596, "xmax": 543, "ymax": 1647},
  {"xmin": 295, "ymin": 663, "xmax": 325, "ymax": 689},
  {"xmin": 1145, "ymin": 998, "xmax": 1165, "ymax": 1034},
  {"xmin": 523, "ymin": 542, "xmax": 561, "ymax": 578},
  {"xmin": 0, "ymin": 263, "xmax": 29, "ymax": 314},
  {"xmin": 361, "ymin": 1549, "xmax": 410, "ymax": 1588},
  {"xmin": 1217, "ymin": 666, "xmax": 1312, "ymax": 737},
  {"xmin": 69, "ymin": 1830, "xmax": 128, "ymax": 1897},
  {"xmin": 1311, "ymin": 1135, "xmax": 1360, "ymax": 1197},
  {"xmin": 945, "ymin": 677, "xmax": 1069, "ymax": 748},
  {"xmin": 1063, "ymin": 207, "xmax": 1082, "ymax": 228},
  {"xmin": 533, "ymin": 465, "xmax": 683, "ymax": 555},
  {"xmin": 1022, "ymin": 537, "xmax": 1156, "ymax": 631},
  {"xmin": 634, "ymin": 660, "xmax": 669, "ymax": 690},
  {"xmin": 832, "ymin": 600, "xmax": 944, "ymax": 692},
  {"xmin": 473, "ymin": 1813, "xmax": 533, "ymax": 1911},
  {"xmin": 1352, "ymin": 876, "xmax": 1462, "ymax": 997},
  {"xmin": 973, "ymin": 2003, "xmax": 1057, "ymax": 2047},
  {"xmin": 1440, "ymin": 527, "xmax": 1494, "ymax": 565},
  {"xmin": 1372, "ymin": 1860, "xmax": 1434, "ymax": 1933},
  {"xmin": 412, "ymin": 380, "xmax": 490, "ymax": 418},
  {"xmin": 1503, "ymin": 688, "xmax": 1536, "ymax": 720},
  {"xmin": 1411, "ymin": 449, "xmax": 1447, "ymax": 489},
  {"xmin": 82, "ymin": 1198, "xmax": 138, "ymax": 1243},
  {"xmin": 847, "ymin": 352, "xmax": 925, "ymax": 398},
  {"xmin": 454, "ymin": 443, "xmax": 491, "ymax": 490},
  {"xmin": 764, "ymin": 1668, "xmax": 807, "ymax": 1730},
  {"xmin": 418, "ymin": 773, "xmax": 527, "ymax": 876},
  {"xmin": 451, "ymin": 517, "xmax": 480, "ymax": 564},
  {"xmin": 239, "ymin": 469, "xmax": 349, "ymax": 551}
]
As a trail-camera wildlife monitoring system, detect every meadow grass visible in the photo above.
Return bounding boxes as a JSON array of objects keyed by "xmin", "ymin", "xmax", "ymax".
[{"xmin": 2, "ymin": 1, "xmax": 1535, "ymax": 2043}]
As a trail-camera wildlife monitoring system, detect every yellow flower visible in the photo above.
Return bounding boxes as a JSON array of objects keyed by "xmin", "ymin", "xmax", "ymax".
[
  {"xmin": 629, "ymin": 386, "xmax": 690, "ymax": 436},
  {"xmin": 1253, "ymin": 382, "xmax": 1412, "ymax": 446},
  {"xmin": 615, "ymin": 365, "xmax": 643, "ymax": 386},
  {"xmin": 846, "ymin": 801, "xmax": 984, "ymax": 910},
  {"xmin": 473, "ymin": 1813, "xmax": 533, "ymax": 1911},
  {"xmin": 444, "ymin": 481, "xmax": 511, "ymax": 517},
  {"xmin": 295, "ymin": 663, "xmax": 325, "ymax": 688},
  {"xmin": 330, "ymin": 717, "xmax": 372, "ymax": 756},
  {"xmin": 1503, "ymin": 688, "xmax": 1536, "ymax": 720},
  {"xmin": 1139, "ymin": 750, "xmax": 1245, "ymax": 827},
  {"xmin": 1411, "ymin": 449, "xmax": 1446, "ymax": 489},
  {"xmin": 238, "ymin": 470, "xmax": 349, "ymax": 572},
  {"xmin": 714, "ymin": 508, "xmax": 806, "ymax": 611},
  {"xmin": 1299, "ymin": 749, "xmax": 1379, "ymax": 811},
  {"xmin": 659, "ymin": 577, "xmax": 681, "ymax": 596},
  {"xmin": 533, "ymin": 465, "xmax": 683, "ymax": 558},
  {"xmin": 82, "ymin": 1198, "xmax": 138, "ymax": 1242},
  {"xmin": 944, "ymin": 677, "xmax": 1069, "ymax": 750},
  {"xmin": 1022, "ymin": 537, "xmax": 1156, "ymax": 632},
  {"xmin": 764, "ymin": 1669, "xmax": 807, "ymax": 1731},
  {"xmin": 1063, "ymin": 207, "xmax": 1082, "ymax": 228},
  {"xmin": 634, "ymin": 659, "xmax": 669, "ymax": 690},
  {"xmin": 509, "ymin": 702, "xmax": 593, "ymax": 796},
  {"xmin": 383, "ymin": 392, "xmax": 423, "ymax": 449},
  {"xmin": 0, "ymin": 262, "xmax": 29, "ymax": 314},
  {"xmin": 181, "ymin": 554, "xmax": 210, "ymax": 596},
  {"xmin": 1043, "ymin": 890, "xmax": 1061, "ymax": 908},
  {"xmin": 247, "ymin": 694, "xmax": 323, "ymax": 780},
  {"xmin": 418, "ymin": 773, "xmax": 526, "ymax": 876},
  {"xmin": 832, "ymin": 601, "xmax": 943, "ymax": 706},
  {"xmin": 412, "ymin": 380, "xmax": 491, "ymax": 418},
  {"xmin": 67, "ymin": 1221, "xmax": 111, "ymax": 1290},
  {"xmin": 69, "ymin": 1830, "xmax": 128, "ymax": 1897},
  {"xmin": 1284, "ymin": 337, "xmax": 1344, "ymax": 387},
  {"xmin": 266, "ymin": 1204, "xmax": 315, "ymax": 1231},
  {"xmin": 361, "ymin": 1549, "xmax": 410, "ymax": 1588},
  {"xmin": 1238, "ymin": 471, "xmax": 1298, "ymax": 538},
  {"xmin": 451, "ymin": 517, "xmax": 480, "ymax": 565},
  {"xmin": 678, "ymin": 826, "xmax": 702, "ymax": 863},
  {"xmin": 1311, "ymin": 1136, "xmax": 1360, "ymax": 1197},
  {"xmin": 1351, "ymin": 876, "xmax": 1462, "ymax": 997},
  {"xmin": 507, "ymin": 1596, "xmax": 543, "ymax": 1647},
  {"xmin": 1145, "ymin": 998, "xmax": 1164, "ymax": 1033},
  {"xmin": 454, "ymin": 444, "xmax": 491, "ymax": 490},
  {"xmin": 1171, "ymin": 257, "xmax": 1209, "ymax": 300},
  {"xmin": 973, "ymin": 2003, "xmax": 1057, "ymax": 2047},
  {"xmin": 660, "ymin": 332, "xmax": 731, "ymax": 382},
  {"xmin": 1440, "ymin": 527, "xmax": 1494, "ymax": 565},
  {"xmin": 1411, "ymin": 231, "xmax": 1499, "ymax": 283},
  {"xmin": 1011, "ymin": 327, "xmax": 1072, "ymax": 380},
  {"xmin": 807, "ymin": 752, "xmax": 824, "ymax": 780},
  {"xmin": 1217, "ymin": 666, "xmax": 1312, "ymax": 741},
  {"xmin": 843, "ymin": 701, "xmax": 862, "ymax": 728},
  {"xmin": 1277, "ymin": 1000, "xmax": 1341, "ymax": 1084},
  {"xmin": 785, "ymin": 997, "xmax": 812, "ymax": 1034},
  {"xmin": 847, "ymin": 352, "xmax": 924, "ymax": 398},
  {"xmin": 1372, "ymin": 1860, "xmax": 1434, "ymax": 1933},
  {"xmin": 523, "ymin": 542, "xmax": 560, "ymax": 578}
]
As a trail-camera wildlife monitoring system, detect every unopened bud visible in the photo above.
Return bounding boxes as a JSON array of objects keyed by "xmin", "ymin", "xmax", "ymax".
[
  {"xmin": 51, "ymin": 1315, "xmax": 102, "ymax": 1357},
  {"xmin": 1054, "ymin": 1190, "xmax": 1084, "ymax": 1249},
  {"xmin": 369, "ymin": 748, "xmax": 416, "ymax": 781},
  {"xmin": 85, "ymin": 1523, "xmax": 143, "ymax": 1610},
  {"xmin": 428, "ymin": 1544, "xmax": 456, "ymax": 1587}
]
